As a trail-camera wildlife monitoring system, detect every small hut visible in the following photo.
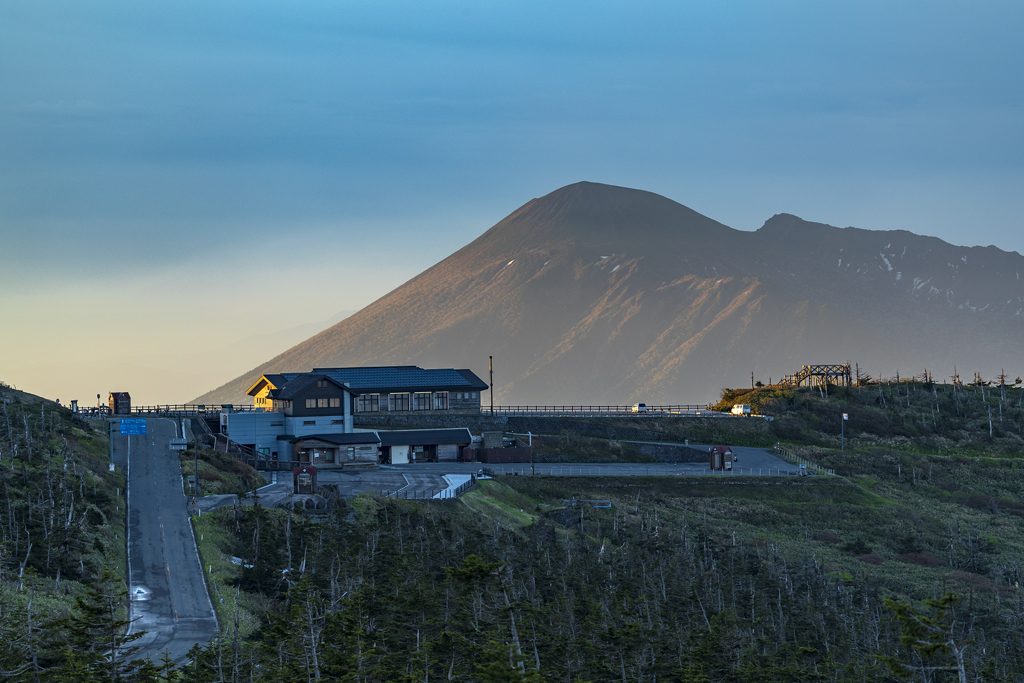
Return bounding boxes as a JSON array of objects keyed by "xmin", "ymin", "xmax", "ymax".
[
  {"xmin": 108, "ymin": 392, "xmax": 131, "ymax": 415},
  {"xmin": 709, "ymin": 445, "xmax": 733, "ymax": 470},
  {"xmin": 293, "ymin": 466, "xmax": 317, "ymax": 494}
]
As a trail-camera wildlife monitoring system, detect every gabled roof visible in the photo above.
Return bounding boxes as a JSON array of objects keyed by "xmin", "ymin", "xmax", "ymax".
[
  {"xmin": 246, "ymin": 373, "xmax": 298, "ymax": 397},
  {"xmin": 310, "ymin": 366, "xmax": 488, "ymax": 392},
  {"xmin": 272, "ymin": 374, "xmax": 351, "ymax": 400},
  {"xmin": 377, "ymin": 428, "xmax": 473, "ymax": 447}
]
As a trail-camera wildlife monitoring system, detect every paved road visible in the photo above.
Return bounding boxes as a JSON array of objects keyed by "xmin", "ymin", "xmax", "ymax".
[{"xmin": 113, "ymin": 418, "xmax": 219, "ymax": 664}]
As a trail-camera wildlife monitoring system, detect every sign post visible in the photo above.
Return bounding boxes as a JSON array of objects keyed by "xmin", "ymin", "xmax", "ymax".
[
  {"xmin": 842, "ymin": 413, "xmax": 848, "ymax": 451},
  {"xmin": 120, "ymin": 418, "xmax": 147, "ymax": 436}
]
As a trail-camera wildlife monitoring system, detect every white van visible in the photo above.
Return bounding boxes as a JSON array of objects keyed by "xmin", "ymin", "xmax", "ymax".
[
  {"xmin": 631, "ymin": 403, "xmax": 647, "ymax": 414},
  {"xmin": 730, "ymin": 404, "xmax": 751, "ymax": 415}
]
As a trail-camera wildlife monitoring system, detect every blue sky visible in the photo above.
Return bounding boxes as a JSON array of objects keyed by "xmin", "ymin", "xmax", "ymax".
[{"xmin": 2, "ymin": 1, "xmax": 1022, "ymax": 403}]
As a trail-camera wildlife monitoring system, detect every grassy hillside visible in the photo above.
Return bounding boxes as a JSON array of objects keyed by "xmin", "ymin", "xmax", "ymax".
[
  {"xmin": 0, "ymin": 382, "xmax": 147, "ymax": 679},
  {"xmin": 179, "ymin": 445, "xmax": 266, "ymax": 497},
  {"xmin": 182, "ymin": 465, "xmax": 1024, "ymax": 682},
  {"xmin": 717, "ymin": 379, "xmax": 1024, "ymax": 456}
]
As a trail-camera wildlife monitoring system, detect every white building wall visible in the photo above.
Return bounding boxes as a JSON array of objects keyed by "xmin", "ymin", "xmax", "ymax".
[
  {"xmin": 285, "ymin": 416, "xmax": 348, "ymax": 439},
  {"xmin": 222, "ymin": 412, "xmax": 287, "ymax": 453},
  {"xmin": 223, "ymin": 409, "xmax": 351, "ymax": 459},
  {"xmin": 391, "ymin": 445, "xmax": 410, "ymax": 464}
]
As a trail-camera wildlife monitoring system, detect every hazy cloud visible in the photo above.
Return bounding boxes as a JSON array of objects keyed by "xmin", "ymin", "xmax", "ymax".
[{"xmin": 2, "ymin": 0, "xmax": 1023, "ymax": 400}]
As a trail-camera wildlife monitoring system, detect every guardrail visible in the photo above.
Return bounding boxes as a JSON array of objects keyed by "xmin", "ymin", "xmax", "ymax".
[
  {"xmin": 377, "ymin": 474, "xmax": 476, "ymax": 499},
  {"xmin": 132, "ymin": 404, "xmax": 258, "ymax": 416},
  {"xmin": 243, "ymin": 457, "xmax": 303, "ymax": 472},
  {"xmin": 478, "ymin": 405, "xmax": 719, "ymax": 417},
  {"xmin": 771, "ymin": 444, "xmax": 836, "ymax": 476}
]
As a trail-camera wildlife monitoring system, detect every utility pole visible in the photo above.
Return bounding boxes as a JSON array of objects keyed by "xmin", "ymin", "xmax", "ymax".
[
  {"xmin": 751, "ymin": 372, "xmax": 754, "ymax": 390},
  {"xmin": 489, "ymin": 356, "xmax": 494, "ymax": 416}
]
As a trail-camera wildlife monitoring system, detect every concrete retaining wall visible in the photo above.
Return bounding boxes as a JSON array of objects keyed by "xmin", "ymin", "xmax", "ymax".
[{"xmin": 355, "ymin": 413, "xmax": 771, "ymax": 444}]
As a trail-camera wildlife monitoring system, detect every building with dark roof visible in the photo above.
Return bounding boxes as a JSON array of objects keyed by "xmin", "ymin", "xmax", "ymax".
[
  {"xmin": 284, "ymin": 429, "xmax": 474, "ymax": 466},
  {"xmin": 290, "ymin": 432, "xmax": 382, "ymax": 468},
  {"xmin": 377, "ymin": 428, "xmax": 473, "ymax": 464},
  {"xmin": 246, "ymin": 366, "xmax": 488, "ymax": 415},
  {"xmin": 109, "ymin": 392, "xmax": 131, "ymax": 415},
  {"xmin": 223, "ymin": 366, "xmax": 486, "ymax": 465}
]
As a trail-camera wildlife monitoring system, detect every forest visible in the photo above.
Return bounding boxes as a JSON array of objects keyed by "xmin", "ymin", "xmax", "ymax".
[{"xmin": 4, "ymin": 377, "xmax": 1024, "ymax": 681}]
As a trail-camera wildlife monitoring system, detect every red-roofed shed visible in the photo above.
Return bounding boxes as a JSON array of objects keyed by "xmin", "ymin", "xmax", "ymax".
[{"xmin": 109, "ymin": 392, "xmax": 131, "ymax": 415}]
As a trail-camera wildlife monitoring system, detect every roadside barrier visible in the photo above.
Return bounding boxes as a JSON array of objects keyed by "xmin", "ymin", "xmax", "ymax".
[
  {"xmin": 477, "ymin": 405, "xmax": 770, "ymax": 418},
  {"xmin": 378, "ymin": 474, "xmax": 477, "ymax": 500},
  {"xmin": 771, "ymin": 444, "xmax": 836, "ymax": 476}
]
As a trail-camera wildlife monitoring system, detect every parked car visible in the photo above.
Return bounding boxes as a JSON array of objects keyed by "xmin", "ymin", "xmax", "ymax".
[{"xmin": 631, "ymin": 403, "xmax": 647, "ymax": 413}]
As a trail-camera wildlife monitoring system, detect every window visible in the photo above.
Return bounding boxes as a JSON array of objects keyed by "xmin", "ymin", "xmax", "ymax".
[
  {"xmin": 413, "ymin": 392, "xmax": 431, "ymax": 410},
  {"xmin": 329, "ymin": 397, "xmax": 341, "ymax": 408},
  {"xmin": 331, "ymin": 419, "xmax": 343, "ymax": 425},
  {"xmin": 389, "ymin": 393, "xmax": 410, "ymax": 411},
  {"xmin": 317, "ymin": 398, "xmax": 329, "ymax": 408},
  {"xmin": 270, "ymin": 421, "xmax": 283, "ymax": 427},
  {"xmin": 356, "ymin": 393, "xmax": 380, "ymax": 412},
  {"xmin": 472, "ymin": 392, "xmax": 477, "ymax": 399},
  {"xmin": 316, "ymin": 380, "xmax": 328, "ymax": 388},
  {"xmin": 303, "ymin": 420, "xmax": 315, "ymax": 426},
  {"xmin": 433, "ymin": 392, "xmax": 448, "ymax": 410},
  {"xmin": 306, "ymin": 399, "xmax": 316, "ymax": 408}
]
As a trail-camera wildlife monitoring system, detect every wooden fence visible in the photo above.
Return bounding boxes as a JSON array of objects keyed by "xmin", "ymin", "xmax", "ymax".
[{"xmin": 771, "ymin": 444, "xmax": 836, "ymax": 476}]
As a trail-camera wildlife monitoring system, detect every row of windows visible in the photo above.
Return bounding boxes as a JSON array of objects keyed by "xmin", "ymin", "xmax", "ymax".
[
  {"xmin": 352, "ymin": 391, "xmax": 477, "ymax": 412},
  {"xmin": 275, "ymin": 391, "xmax": 480, "ymax": 413},
  {"xmin": 305, "ymin": 398, "xmax": 342, "ymax": 409}
]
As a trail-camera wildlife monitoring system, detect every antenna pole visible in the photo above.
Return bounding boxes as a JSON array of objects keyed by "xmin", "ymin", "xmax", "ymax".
[{"xmin": 489, "ymin": 356, "xmax": 494, "ymax": 416}]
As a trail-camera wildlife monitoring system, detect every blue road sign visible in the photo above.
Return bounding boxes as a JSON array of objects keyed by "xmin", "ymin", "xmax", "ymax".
[{"xmin": 120, "ymin": 418, "xmax": 147, "ymax": 435}]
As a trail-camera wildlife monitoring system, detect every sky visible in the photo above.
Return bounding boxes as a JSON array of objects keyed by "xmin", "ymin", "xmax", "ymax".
[{"xmin": 1, "ymin": 1, "xmax": 1022, "ymax": 405}]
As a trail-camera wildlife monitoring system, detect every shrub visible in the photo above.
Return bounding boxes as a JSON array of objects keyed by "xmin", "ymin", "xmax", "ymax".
[
  {"xmin": 897, "ymin": 552, "xmax": 942, "ymax": 567},
  {"xmin": 842, "ymin": 538, "xmax": 872, "ymax": 555}
]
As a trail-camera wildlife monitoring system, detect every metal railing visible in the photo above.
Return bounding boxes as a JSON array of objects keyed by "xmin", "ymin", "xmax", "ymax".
[
  {"xmin": 478, "ymin": 405, "xmax": 717, "ymax": 417},
  {"xmin": 132, "ymin": 404, "xmax": 258, "ymax": 416},
  {"xmin": 511, "ymin": 465, "xmax": 807, "ymax": 477},
  {"xmin": 377, "ymin": 474, "xmax": 476, "ymax": 499}
]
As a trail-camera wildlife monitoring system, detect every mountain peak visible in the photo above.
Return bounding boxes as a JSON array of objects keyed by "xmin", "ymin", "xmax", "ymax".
[
  {"xmin": 195, "ymin": 183, "xmax": 1024, "ymax": 406},
  {"xmin": 479, "ymin": 181, "xmax": 734, "ymax": 253}
]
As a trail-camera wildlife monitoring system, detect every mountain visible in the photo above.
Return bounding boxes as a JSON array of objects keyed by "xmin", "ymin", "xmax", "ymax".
[{"xmin": 195, "ymin": 182, "xmax": 1024, "ymax": 405}]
